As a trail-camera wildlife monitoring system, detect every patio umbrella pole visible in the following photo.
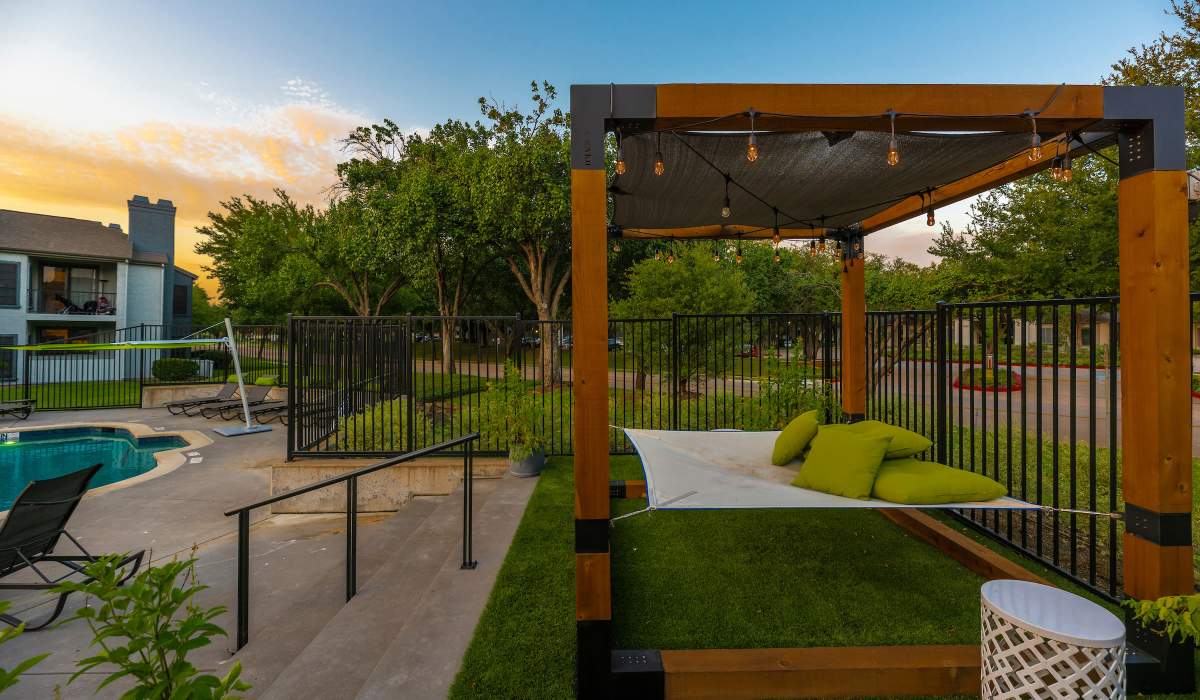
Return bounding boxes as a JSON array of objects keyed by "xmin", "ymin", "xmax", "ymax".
[{"xmin": 214, "ymin": 317, "xmax": 271, "ymax": 437}]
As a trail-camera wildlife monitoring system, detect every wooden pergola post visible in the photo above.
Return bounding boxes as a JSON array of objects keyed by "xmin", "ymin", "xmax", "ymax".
[
  {"xmin": 839, "ymin": 229, "xmax": 867, "ymax": 421},
  {"xmin": 1111, "ymin": 86, "xmax": 1195, "ymax": 692}
]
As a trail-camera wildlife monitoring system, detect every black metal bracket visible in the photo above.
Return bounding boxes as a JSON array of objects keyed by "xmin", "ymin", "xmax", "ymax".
[
  {"xmin": 829, "ymin": 226, "xmax": 864, "ymax": 263},
  {"xmin": 609, "ymin": 480, "xmax": 629, "ymax": 499},
  {"xmin": 611, "ymin": 649, "xmax": 664, "ymax": 699},
  {"xmin": 577, "ymin": 619, "xmax": 612, "ymax": 699},
  {"xmin": 1124, "ymin": 504, "xmax": 1192, "ymax": 546},
  {"xmin": 575, "ymin": 518, "xmax": 610, "ymax": 553}
]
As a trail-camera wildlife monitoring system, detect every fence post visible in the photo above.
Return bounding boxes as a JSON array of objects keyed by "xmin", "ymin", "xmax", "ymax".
[
  {"xmin": 406, "ymin": 314, "xmax": 415, "ymax": 453},
  {"xmin": 286, "ymin": 314, "xmax": 295, "ymax": 462},
  {"xmin": 235, "ymin": 510, "xmax": 250, "ymax": 650},
  {"xmin": 822, "ymin": 313, "xmax": 833, "ymax": 423},
  {"xmin": 671, "ymin": 313, "xmax": 680, "ymax": 430},
  {"xmin": 346, "ymin": 476, "xmax": 357, "ymax": 600},
  {"xmin": 461, "ymin": 439, "xmax": 477, "ymax": 570},
  {"xmin": 935, "ymin": 302, "xmax": 948, "ymax": 465},
  {"xmin": 22, "ymin": 350, "xmax": 30, "ymax": 401}
]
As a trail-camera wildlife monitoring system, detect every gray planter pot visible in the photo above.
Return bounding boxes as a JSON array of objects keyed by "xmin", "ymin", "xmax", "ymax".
[{"xmin": 508, "ymin": 447, "xmax": 546, "ymax": 477}]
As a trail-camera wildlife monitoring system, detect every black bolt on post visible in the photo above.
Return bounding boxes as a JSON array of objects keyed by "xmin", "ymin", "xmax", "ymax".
[
  {"xmin": 461, "ymin": 440, "xmax": 477, "ymax": 569},
  {"xmin": 236, "ymin": 510, "xmax": 250, "ymax": 650},
  {"xmin": 346, "ymin": 477, "xmax": 357, "ymax": 600},
  {"xmin": 935, "ymin": 302, "xmax": 948, "ymax": 465}
]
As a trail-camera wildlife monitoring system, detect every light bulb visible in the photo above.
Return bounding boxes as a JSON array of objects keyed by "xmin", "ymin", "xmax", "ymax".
[
  {"xmin": 1029, "ymin": 133, "xmax": 1042, "ymax": 161},
  {"xmin": 612, "ymin": 241, "xmax": 621, "ymax": 252},
  {"xmin": 1062, "ymin": 155, "xmax": 1073, "ymax": 182},
  {"xmin": 721, "ymin": 196, "xmax": 731, "ymax": 219},
  {"xmin": 747, "ymin": 138, "xmax": 759, "ymax": 162},
  {"xmin": 654, "ymin": 152, "xmax": 665, "ymax": 176},
  {"xmin": 666, "ymin": 252, "xmax": 674, "ymax": 264},
  {"xmin": 654, "ymin": 250, "xmax": 661, "ymax": 261},
  {"xmin": 887, "ymin": 136, "xmax": 899, "ymax": 167},
  {"xmin": 713, "ymin": 252, "xmax": 721, "ymax": 262},
  {"xmin": 1050, "ymin": 157, "xmax": 1063, "ymax": 181},
  {"xmin": 809, "ymin": 240, "xmax": 817, "ymax": 256},
  {"xmin": 926, "ymin": 209, "xmax": 935, "ymax": 227},
  {"xmin": 735, "ymin": 251, "xmax": 743, "ymax": 264},
  {"xmin": 773, "ymin": 253, "xmax": 781, "ymax": 263},
  {"xmin": 772, "ymin": 231, "xmax": 781, "ymax": 246},
  {"xmin": 818, "ymin": 238, "xmax": 826, "ymax": 252},
  {"xmin": 615, "ymin": 157, "xmax": 626, "ymax": 175}
]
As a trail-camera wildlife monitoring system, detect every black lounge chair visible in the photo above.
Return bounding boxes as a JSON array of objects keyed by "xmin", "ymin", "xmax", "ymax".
[
  {"xmin": 251, "ymin": 404, "xmax": 288, "ymax": 425},
  {"xmin": 0, "ymin": 398, "xmax": 35, "ymax": 420},
  {"xmin": 200, "ymin": 385, "xmax": 273, "ymax": 419},
  {"xmin": 164, "ymin": 383, "xmax": 237, "ymax": 415},
  {"xmin": 0, "ymin": 465, "xmax": 144, "ymax": 629}
]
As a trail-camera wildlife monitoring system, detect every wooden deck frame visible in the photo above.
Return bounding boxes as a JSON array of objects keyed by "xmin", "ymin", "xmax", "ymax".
[{"xmin": 571, "ymin": 83, "xmax": 1191, "ymax": 698}]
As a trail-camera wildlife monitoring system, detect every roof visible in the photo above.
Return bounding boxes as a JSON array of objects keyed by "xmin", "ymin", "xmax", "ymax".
[{"xmin": 0, "ymin": 209, "xmax": 132, "ymax": 259}]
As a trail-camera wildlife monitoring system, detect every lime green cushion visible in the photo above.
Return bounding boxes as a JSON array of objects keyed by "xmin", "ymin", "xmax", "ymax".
[
  {"xmin": 826, "ymin": 420, "xmax": 932, "ymax": 459},
  {"xmin": 792, "ymin": 429, "xmax": 892, "ymax": 500},
  {"xmin": 871, "ymin": 458, "xmax": 1007, "ymax": 504},
  {"xmin": 771, "ymin": 410, "xmax": 820, "ymax": 466}
]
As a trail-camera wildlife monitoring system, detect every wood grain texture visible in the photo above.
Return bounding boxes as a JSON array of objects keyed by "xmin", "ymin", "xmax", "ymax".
[
  {"xmin": 1124, "ymin": 534, "xmax": 1194, "ymax": 601},
  {"xmin": 576, "ymin": 552, "xmax": 612, "ymax": 621},
  {"xmin": 572, "ymin": 168, "xmax": 610, "ymax": 522},
  {"xmin": 880, "ymin": 509, "xmax": 1047, "ymax": 585},
  {"xmin": 661, "ymin": 645, "xmax": 980, "ymax": 699},
  {"xmin": 654, "ymin": 84, "xmax": 1103, "ymax": 133},
  {"xmin": 840, "ymin": 256, "xmax": 866, "ymax": 416}
]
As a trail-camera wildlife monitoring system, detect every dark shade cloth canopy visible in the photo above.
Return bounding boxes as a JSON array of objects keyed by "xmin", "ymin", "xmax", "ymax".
[{"xmin": 611, "ymin": 130, "xmax": 1042, "ymax": 232}]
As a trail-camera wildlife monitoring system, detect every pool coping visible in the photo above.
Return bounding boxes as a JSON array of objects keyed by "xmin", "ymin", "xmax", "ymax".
[{"xmin": 0, "ymin": 422, "xmax": 212, "ymax": 503}]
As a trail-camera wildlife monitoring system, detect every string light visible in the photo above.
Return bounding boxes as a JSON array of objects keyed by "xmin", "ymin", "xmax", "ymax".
[
  {"xmin": 654, "ymin": 132, "xmax": 665, "ymax": 177},
  {"xmin": 774, "ymin": 252, "xmax": 781, "ymax": 263},
  {"xmin": 772, "ymin": 209, "xmax": 781, "ymax": 246},
  {"xmin": 654, "ymin": 250, "xmax": 662, "ymax": 261},
  {"xmin": 809, "ymin": 240, "xmax": 817, "ymax": 256},
  {"xmin": 721, "ymin": 175, "xmax": 732, "ymax": 219},
  {"xmin": 1061, "ymin": 152, "xmax": 1073, "ymax": 182},
  {"xmin": 713, "ymin": 249, "xmax": 721, "ymax": 262},
  {"xmin": 615, "ymin": 129, "xmax": 627, "ymax": 175},
  {"xmin": 1026, "ymin": 113, "xmax": 1041, "ymax": 161},
  {"xmin": 747, "ymin": 109, "xmax": 759, "ymax": 162},
  {"xmin": 666, "ymin": 252, "xmax": 675, "ymax": 264},
  {"xmin": 735, "ymin": 247, "xmax": 743, "ymax": 264},
  {"xmin": 924, "ymin": 191, "xmax": 935, "ymax": 227},
  {"xmin": 612, "ymin": 240, "xmax": 621, "ymax": 252},
  {"xmin": 818, "ymin": 238, "xmax": 826, "ymax": 252},
  {"xmin": 1050, "ymin": 156, "xmax": 1064, "ymax": 181},
  {"xmin": 887, "ymin": 111, "xmax": 899, "ymax": 166}
]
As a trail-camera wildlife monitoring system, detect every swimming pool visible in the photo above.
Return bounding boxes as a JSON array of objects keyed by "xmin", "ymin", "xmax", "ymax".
[{"xmin": 0, "ymin": 427, "xmax": 188, "ymax": 510}]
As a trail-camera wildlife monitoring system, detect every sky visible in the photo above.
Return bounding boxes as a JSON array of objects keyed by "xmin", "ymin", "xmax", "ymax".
[{"xmin": 0, "ymin": 0, "xmax": 1175, "ymax": 295}]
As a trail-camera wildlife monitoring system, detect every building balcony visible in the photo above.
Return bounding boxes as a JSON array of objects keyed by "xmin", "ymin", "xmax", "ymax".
[{"xmin": 27, "ymin": 289, "xmax": 118, "ymax": 316}]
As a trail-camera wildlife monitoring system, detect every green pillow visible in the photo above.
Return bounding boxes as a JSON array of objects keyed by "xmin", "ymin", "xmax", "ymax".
[
  {"xmin": 826, "ymin": 420, "xmax": 932, "ymax": 459},
  {"xmin": 771, "ymin": 410, "xmax": 819, "ymax": 466},
  {"xmin": 792, "ymin": 429, "xmax": 892, "ymax": 500},
  {"xmin": 872, "ymin": 458, "xmax": 1006, "ymax": 504}
]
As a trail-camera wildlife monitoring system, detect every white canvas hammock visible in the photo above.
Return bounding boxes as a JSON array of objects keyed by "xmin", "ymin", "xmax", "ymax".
[{"xmin": 621, "ymin": 428, "xmax": 1039, "ymax": 514}]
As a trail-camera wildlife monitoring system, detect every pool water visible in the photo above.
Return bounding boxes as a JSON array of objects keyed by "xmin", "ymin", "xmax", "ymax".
[{"xmin": 0, "ymin": 428, "xmax": 187, "ymax": 510}]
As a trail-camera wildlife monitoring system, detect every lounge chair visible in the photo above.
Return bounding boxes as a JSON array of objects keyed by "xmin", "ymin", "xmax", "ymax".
[
  {"xmin": 164, "ymin": 383, "xmax": 237, "ymax": 415},
  {"xmin": 0, "ymin": 465, "xmax": 144, "ymax": 629},
  {"xmin": 200, "ymin": 385, "xmax": 273, "ymax": 419},
  {"xmin": 251, "ymin": 404, "xmax": 288, "ymax": 425},
  {"xmin": 0, "ymin": 398, "xmax": 35, "ymax": 420}
]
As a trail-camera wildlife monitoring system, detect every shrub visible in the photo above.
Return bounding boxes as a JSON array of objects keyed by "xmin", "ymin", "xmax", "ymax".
[
  {"xmin": 192, "ymin": 349, "xmax": 231, "ymax": 371},
  {"xmin": 737, "ymin": 365, "xmax": 829, "ymax": 430},
  {"xmin": 480, "ymin": 361, "xmax": 545, "ymax": 462},
  {"xmin": 152, "ymin": 357, "xmax": 200, "ymax": 382},
  {"xmin": 57, "ymin": 555, "xmax": 249, "ymax": 698},
  {"xmin": 0, "ymin": 601, "xmax": 48, "ymax": 693},
  {"xmin": 1125, "ymin": 594, "xmax": 1200, "ymax": 646}
]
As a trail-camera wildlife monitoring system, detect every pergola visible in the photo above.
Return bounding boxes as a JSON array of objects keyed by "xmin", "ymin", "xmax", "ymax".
[{"xmin": 570, "ymin": 83, "xmax": 1190, "ymax": 698}]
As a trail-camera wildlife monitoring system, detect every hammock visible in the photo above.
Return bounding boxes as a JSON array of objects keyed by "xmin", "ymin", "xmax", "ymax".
[{"xmin": 622, "ymin": 428, "xmax": 1037, "ymax": 513}]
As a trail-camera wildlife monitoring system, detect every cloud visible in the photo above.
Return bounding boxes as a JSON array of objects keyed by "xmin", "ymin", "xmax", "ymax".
[{"xmin": 0, "ymin": 80, "xmax": 372, "ymax": 294}]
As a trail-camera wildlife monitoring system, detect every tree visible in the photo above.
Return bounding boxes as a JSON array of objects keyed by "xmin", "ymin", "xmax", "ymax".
[
  {"xmin": 190, "ymin": 286, "xmax": 225, "ymax": 329},
  {"xmin": 340, "ymin": 119, "xmax": 494, "ymax": 372},
  {"xmin": 612, "ymin": 245, "xmax": 754, "ymax": 393},
  {"xmin": 475, "ymin": 82, "xmax": 572, "ymax": 385}
]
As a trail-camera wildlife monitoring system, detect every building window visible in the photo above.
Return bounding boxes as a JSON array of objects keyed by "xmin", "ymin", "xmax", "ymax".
[
  {"xmin": 35, "ymin": 327, "xmax": 99, "ymax": 354},
  {"xmin": 1038, "ymin": 326, "xmax": 1056, "ymax": 345},
  {"xmin": 0, "ymin": 262, "xmax": 18, "ymax": 307},
  {"xmin": 1080, "ymin": 327, "xmax": 1093, "ymax": 347},
  {"xmin": 0, "ymin": 335, "xmax": 14, "ymax": 380},
  {"xmin": 173, "ymin": 285, "xmax": 190, "ymax": 316}
]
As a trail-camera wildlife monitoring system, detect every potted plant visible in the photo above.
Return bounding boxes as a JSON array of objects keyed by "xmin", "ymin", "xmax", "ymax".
[{"xmin": 483, "ymin": 361, "xmax": 547, "ymax": 477}]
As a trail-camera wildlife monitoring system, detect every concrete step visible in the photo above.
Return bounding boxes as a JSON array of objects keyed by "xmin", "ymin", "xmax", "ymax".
[
  {"xmin": 232, "ymin": 496, "xmax": 444, "ymax": 693},
  {"xmin": 253, "ymin": 479, "xmax": 503, "ymax": 700},
  {"xmin": 355, "ymin": 474, "xmax": 537, "ymax": 700}
]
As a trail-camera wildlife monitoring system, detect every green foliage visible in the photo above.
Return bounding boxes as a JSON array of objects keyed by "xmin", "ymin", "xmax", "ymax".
[
  {"xmin": 57, "ymin": 556, "xmax": 249, "ymax": 699},
  {"xmin": 0, "ymin": 601, "xmax": 48, "ymax": 694},
  {"xmin": 190, "ymin": 286, "xmax": 226, "ymax": 330},
  {"xmin": 481, "ymin": 362, "xmax": 545, "ymax": 461},
  {"xmin": 737, "ymin": 364, "xmax": 832, "ymax": 430},
  {"xmin": 151, "ymin": 358, "xmax": 199, "ymax": 382},
  {"xmin": 1126, "ymin": 594, "xmax": 1200, "ymax": 646},
  {"xmin": 191, "ymin": 349, "xmax": 231, "ymax": 372}
]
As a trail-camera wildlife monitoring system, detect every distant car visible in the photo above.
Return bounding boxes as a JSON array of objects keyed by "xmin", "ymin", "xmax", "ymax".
[
  {"xmin": 521, "ymin": 335, "xmax": 541, "ymax": 348},
  {"xmin": 736, "ymin": 344, "xmax": 761, "ymax": 358},
  {"xmin": 608, "ymin": 337, "xmax": 624, "ymax": 351},
  {"xmin": 559, "ymin": 334, "xmax": 573, "ymax": 349}
]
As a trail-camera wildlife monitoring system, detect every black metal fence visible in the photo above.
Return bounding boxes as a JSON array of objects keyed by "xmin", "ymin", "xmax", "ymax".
[{"xmin": 0, "ymin": 324, "xmax": 286, "ymax": 410}]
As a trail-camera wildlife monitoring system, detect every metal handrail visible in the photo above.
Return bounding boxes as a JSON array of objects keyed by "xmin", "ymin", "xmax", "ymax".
[{"xmin": 224, "ymin": 432, "xmax": 481, "ymax": 649}]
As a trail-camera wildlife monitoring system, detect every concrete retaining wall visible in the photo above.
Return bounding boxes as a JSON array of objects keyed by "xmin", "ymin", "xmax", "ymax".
[{"xmin": 270, "ymin": 456, "xmax": 508, "ymax": 514}]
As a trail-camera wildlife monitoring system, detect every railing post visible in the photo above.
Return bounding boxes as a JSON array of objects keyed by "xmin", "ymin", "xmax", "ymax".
[
  {"xmin": 236, "ymin": 510, "xmax": 250, "ymax": 650},
  {"xmin": 346, "ymin": 477, "xmax": 357, "ymax": 600},
  {"xmin": 22, "ymin": 350, "xmax": 30, "ymax": 402},
  {"xmin": 286, "ymin": 314, "xmax": 295, "ymax": 462},
  {"xmin": 935, "ymin": 302, "xmax": 948, "ymax": 465},
  {"xmin": 461, "ymin": 439, "xmax": 477, "ymax": 569},
  {"xmin": 670, "ymin": 313, "xmax": 679, "ymax": 430},
  {"xmin": 406, "ymin": 314, "xmax": 415, "ymax": 453}
]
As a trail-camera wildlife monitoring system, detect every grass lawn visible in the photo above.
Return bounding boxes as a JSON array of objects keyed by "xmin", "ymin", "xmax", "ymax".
[{"xmin": 452, "ymin": 454, "xmax": 1200, "ymax": 699}]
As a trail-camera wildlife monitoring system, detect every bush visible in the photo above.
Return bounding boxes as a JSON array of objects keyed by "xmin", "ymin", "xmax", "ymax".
[
  {"xmin": 1125, "ymin": 594, "xmax": 1200, "ymax": 646},
  {"xmin": 481, "ymin": 361, "xmax": 545, "ymax": 462},
  {"xmin": 192, "ymin": 349, "xmax": 231, "ymax": 371},
  {"xmin": 152, "ymin": 357, "xmax": 200, "ymax": 382}
]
